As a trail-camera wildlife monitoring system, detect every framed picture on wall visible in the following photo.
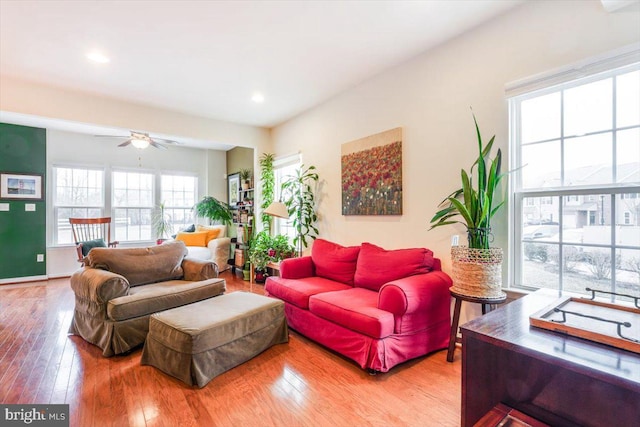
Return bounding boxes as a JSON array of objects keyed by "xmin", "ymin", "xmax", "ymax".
[
  {"xmin": 0, "ymin": 172, "xmax": 44, "ymax": 200},
  {"xmin": 227, "ymin": 173, "xmax": 240, "ymax": 206},
  {"xmin": 341, "ymin": 128, "xmax": 403, "ymax": 215}
]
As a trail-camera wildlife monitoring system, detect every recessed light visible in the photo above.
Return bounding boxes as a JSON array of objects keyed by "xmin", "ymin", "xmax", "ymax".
[
  {"xmin": 86, "ymin": 51, "xmax": 110, "ymax": 64},
  {"xmin": 251, "ymin": 93, "xmax": 265, "ymax": 103}
]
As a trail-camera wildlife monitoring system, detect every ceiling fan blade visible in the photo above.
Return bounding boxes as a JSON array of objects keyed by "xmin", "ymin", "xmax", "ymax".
[
  {"xmin": 152, "ymin": 137, "xmax": 182, "ymax": 145},
  {"xmin": 118, "ymin": 139, "xmax": 133, "ymax": 147},
  {"xmin": 150, "ymin": 141, "xmax": 167, "ymax": 150}
]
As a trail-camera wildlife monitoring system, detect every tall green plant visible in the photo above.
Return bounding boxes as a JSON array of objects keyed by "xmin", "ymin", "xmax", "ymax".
[
  {"xmin": 193, "ymin": 196, "xmax": 233, "ymax": 227},
  {"xmin": 282, "ymin": 164, "xmax": 319, "ymax": 255},
  {"xmin": 152, "ymin": 202, "xmax": 174, "ymax": 239},
  {"xmin": 259, "ymin": 153, "xmax": 275, "ymax": 231},
  {"xmin": 429, "ymin": 113, "xmax": 506, "ymax": 249}
]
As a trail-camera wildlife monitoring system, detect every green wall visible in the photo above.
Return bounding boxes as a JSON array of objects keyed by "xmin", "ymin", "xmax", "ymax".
[{"xmin": 0, "ymin": 123, "xmax": 47, "ymax": 280}]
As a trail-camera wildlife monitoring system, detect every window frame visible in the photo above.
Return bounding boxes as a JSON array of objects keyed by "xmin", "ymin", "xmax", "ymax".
[
  {"xmin": 160, "ymin": 173, "xmax": 198, "ymax": 234},
  {"xmin": 52, "ymin": 165, "xmax": 105, "ymax": 245},
  {"xmin": 111, "ymin": 169, "xmax": 155, "ymax": 243},
  {"xmin": 272, "ymin": 153, "xmax": 301, "ymax": 241},
  {"xmin": 509, "ymin": 61, "xmax": 640, "ymax": 296}
]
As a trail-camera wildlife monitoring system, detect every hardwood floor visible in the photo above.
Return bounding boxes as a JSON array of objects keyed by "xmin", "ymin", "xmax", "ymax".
[{"xmin": 0, "ymin": 271, "xmax": 461, "ymax": 426}]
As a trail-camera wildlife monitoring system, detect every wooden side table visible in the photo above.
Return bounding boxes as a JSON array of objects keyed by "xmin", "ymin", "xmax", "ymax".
[
  {"xmin": 250, "ymin": 261, "xmax": 281, "ymax": 284},
  {"xmin": 446, "ymin": 289, "xmax": 506, "ymax": 362}
]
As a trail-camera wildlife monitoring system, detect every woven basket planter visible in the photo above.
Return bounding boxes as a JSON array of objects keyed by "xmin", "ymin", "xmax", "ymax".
[{"xmin": 451, "ymin": 246, "xmax": 504, "ymax": 299}]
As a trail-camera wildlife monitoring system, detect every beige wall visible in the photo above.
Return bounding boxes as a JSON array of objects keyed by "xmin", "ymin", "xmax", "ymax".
[
  {"xmin": 0, "ymin": 75, "xmax": 271, "ymax": 151},
  {"xmin": 206, "ymin": 150, "xmax": 228, "ymax": 202},
  {"xmin": 271, "ymin": 0, "xmax": 640, "ymax": 283}
]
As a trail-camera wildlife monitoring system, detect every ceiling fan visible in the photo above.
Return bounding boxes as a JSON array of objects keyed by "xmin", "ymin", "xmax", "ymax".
[{"xmin": 95, "ymin": 131, "xmax": 182, "ymax": 150}]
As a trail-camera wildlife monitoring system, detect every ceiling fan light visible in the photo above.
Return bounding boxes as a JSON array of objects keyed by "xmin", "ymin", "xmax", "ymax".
[{"xmin": 131, "ymin": 138, "xmax": 149, "ymax": 149}]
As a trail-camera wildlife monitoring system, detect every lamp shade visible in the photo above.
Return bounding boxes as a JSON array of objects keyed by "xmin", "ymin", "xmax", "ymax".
[{"xmin": 264, "ymin": 201, "xmax": 289, "ymax": 219}]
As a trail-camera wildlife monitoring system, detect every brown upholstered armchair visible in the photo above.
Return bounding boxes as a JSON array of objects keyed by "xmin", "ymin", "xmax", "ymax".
[{"xmin": 68, "ymin": 241, "xmax": 226, "ymax": 356}]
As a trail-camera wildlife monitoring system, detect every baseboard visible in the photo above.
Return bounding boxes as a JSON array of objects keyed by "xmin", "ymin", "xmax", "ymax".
[
  {"xmin": 48, "ymin": 273, "xmax": 72, "ymax": 279},
  {"xmin": 0, "ymin": 275, "xmax": 48, "ymax": 285}
]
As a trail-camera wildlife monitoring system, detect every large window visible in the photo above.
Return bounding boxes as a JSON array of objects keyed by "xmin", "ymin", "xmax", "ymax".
[
  {"xmin": 510, "ymin": 62, "xmax": 640, "ymax": 300},
  {"xmin": 272, "ymin": 154, "xmax": 301, "ymax": 242},
  {"xmin": 53, "ymin": 166, "xmax": 104, "ymax": 244},
  {"xmin": 112, "ymin": 171, "xmax": 154, "ymax": 241},
  {"xmin": 161, "ymin": 174, "xmax": 197, "ymax": 233}
]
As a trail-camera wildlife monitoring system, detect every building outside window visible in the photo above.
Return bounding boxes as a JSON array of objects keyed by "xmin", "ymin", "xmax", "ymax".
[
  {"xmin": 160, "ymin": 174, "xmax": 197, "ymax": 233},
  {"xmin": 53, "ymin": 166, "xmax": 104, "ymax": 244},
  {"xmin": 510, "ymin": 55, "xmax": 640, "ymax": 301},
  {"xmin": 112, "ymin": 170, "xmax": 154, "ymax": 241}
]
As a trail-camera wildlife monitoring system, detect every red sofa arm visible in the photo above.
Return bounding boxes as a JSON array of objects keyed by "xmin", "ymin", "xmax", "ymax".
[
  {"xmin": 378, "ymin": 271, "xmax": 452, "ymax": 317},
  {"xmin": 279, "ymin": 256, "xmax": 315, "ymax": 279}
]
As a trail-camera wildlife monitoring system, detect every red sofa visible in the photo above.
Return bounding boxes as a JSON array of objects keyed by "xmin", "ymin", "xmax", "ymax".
[{"xmin": 264, "ymin": 239, "xmax": 453, "ymax": 372}]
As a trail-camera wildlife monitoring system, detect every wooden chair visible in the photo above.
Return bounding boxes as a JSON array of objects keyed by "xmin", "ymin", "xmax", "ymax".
[{"xmin": 69, "ymin": 217, "xmax": 119, "ymax": 263}]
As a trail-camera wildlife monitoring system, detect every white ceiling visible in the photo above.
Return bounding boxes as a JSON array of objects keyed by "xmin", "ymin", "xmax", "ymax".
[{"xmin": 0, "ymin": 0, "xmax": 524, "ymax": 134}]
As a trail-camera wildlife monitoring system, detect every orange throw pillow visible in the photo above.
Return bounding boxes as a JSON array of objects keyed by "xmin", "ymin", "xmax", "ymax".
[
  {"xmin": 203, "ymin": 228, "xmax": 221, "ymax": 244},
  {"xmin": 175, "ymin": 231, "xmax": 208, "ymax": 247}
]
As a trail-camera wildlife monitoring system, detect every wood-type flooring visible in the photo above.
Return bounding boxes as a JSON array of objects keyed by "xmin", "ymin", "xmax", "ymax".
[{"xmin": 0, "ymin": 270, "xmax": 461, "ymax": 426}]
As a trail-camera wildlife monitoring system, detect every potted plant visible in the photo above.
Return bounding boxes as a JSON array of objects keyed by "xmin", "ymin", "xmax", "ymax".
[
  {"xmin": 248, "ymin": 231, "xmax": 272, "ymax": 283},
  {"xmin": 429, "ymin": 112, "xmax": 507, "ymax": 299},
  {"xmin": 243, "ymin": 261, "xmax": 251, "ymax": 281},
  {"xmin": 282, "ymin": 164, "xmax": 319, "ymax": 256},
  {"xmin": 259, "ymin": 153, "xmax": 275, "ymax": 231},
  {"xmin": 248, "ymin": 232, "xmax": 295, "ymax": 283},
  {"xmin": 193, "ymin": 196, "xmax": 233, "ymax": 227},
  {"xmin": 239, "ymin": 168, "xmax": 252, "ymax": 190},
  {"xmin": 152, "ymin": 202, "xmax": 174, "ymax": 244},
  {"xmin": 249, "ymin": 232, "xmax": 272, "ymax": 269},
  {"xmin": 271, "ymin": 234, "xmax": 295, "ymax": 260}
]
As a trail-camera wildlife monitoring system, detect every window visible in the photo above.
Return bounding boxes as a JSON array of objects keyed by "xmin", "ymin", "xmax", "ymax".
[
  {"xmin": 510, "ymin": 60, "xmax": 640, "ymax": 300},
  {"xmin": 112, "ymin": 171, "xmax": 154, "ymax": 241},
  {"xmin": 53, "ymin": 166, "xmax": 104, "ymax": 244},
  {"xmin": 161, "ymin": 174, "xmax": 197, "ymax": 233},
  {"xmin": 566, "ymin": 195, "xmax": 579, "ymax": 203},
  {"xmin": 272, "ymin": 154, "xmax": 301, "ymax": 243}
]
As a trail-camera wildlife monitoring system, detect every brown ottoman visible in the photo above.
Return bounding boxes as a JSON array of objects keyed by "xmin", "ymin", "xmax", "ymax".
[{"xmin": 141, "ymin": 292, "xmax": 288, "ymax": 387}]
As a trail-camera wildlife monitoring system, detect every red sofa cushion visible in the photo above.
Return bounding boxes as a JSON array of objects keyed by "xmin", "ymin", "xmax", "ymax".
[
  {"xmin": 309, "ymin": 288, "xmax": 394, "ymax": 339},
  {"xmin": 311, "ymin": 239, "xmax": 360, "ymax": 286},
  {"xmin": 354, "ymin": 242, "xmax": 435, "ymax": 291},
  {"xmin": 264, "ymin": 276, "xmax": 351, "ymax": 309}
]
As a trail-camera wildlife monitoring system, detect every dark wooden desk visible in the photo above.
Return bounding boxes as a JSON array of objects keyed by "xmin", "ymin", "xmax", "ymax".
[{"xmin": 460, "ymin": 289, "xmax": 640, "ymax": 427}]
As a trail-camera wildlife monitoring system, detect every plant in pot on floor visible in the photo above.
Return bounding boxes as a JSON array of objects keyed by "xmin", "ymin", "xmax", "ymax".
[
  {"xmin": 152, "ymin": 202, "xmax": 174, "ymax": 244},
  {"xmin": 429, "ymin": 111, "xmax": 509, "ymax": 299},
  {"xmin": 248, "ymin": 233, "xmax": 271, "ymax": 283}
]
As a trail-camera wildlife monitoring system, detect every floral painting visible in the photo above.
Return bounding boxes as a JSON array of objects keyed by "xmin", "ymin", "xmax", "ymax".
[{"xmin": 341, "ymin": 128, "xmax": 402, "ymax": 215}]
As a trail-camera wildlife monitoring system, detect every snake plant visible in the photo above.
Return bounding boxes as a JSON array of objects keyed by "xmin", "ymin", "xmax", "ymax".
[{"xmin": 430, "ymin": 113, "xmax": 506, "ymax": 249}]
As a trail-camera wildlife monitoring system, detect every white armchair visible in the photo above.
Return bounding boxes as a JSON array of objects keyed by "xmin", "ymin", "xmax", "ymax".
[{"xmin": 176, "ymin": 225, "xmax": 231, "ymax": 272}]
